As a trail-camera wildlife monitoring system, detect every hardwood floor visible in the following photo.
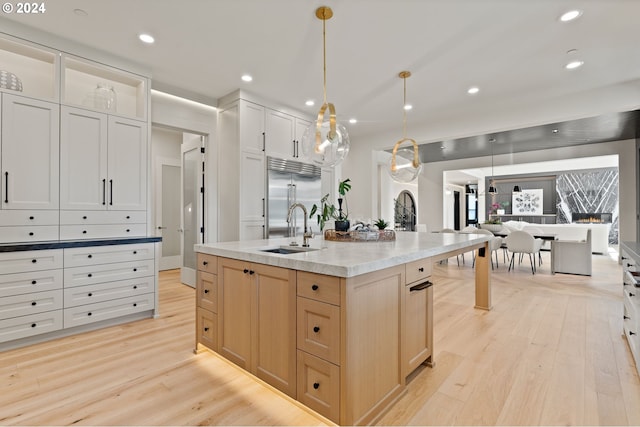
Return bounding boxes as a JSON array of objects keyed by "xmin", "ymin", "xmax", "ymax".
[{"xmin": 1, "ymin": 249, "xmax": 638, "ymax": 425}]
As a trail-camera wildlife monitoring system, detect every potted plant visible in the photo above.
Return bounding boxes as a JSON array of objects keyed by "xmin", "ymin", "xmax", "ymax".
[
  {"xmin": 374, "ymin": 218, "xmax": 389, "ymax": 230},
  {"xmin": 310, "ymin": 178, "xmax": 352, "ymax": 231}
]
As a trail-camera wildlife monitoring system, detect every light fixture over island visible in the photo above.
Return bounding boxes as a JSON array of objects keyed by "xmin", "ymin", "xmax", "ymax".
[{"xmin": 194, "ymin": 232, "xmax": 492, "ymax": 424}]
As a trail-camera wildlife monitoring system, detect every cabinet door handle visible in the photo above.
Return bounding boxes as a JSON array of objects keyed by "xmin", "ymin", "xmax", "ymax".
[
  {"xmin": 204, "ymin": 289, "xmax": 209, "ymax": 294},
  {"xmin": 204, "ymin": 327, "xmax": 209, "ymax": 332},
  {"xmin": 4, "ymin": 171, "xmax": 8, "ymax": 203},
  {"xmin": 109, "ymin": 179, "xmax": 113, "ymax": 205},
  {"xmin": 249, "ymin": 270, "xmax": 255, "ymax": 275},
  {"xmin": 418, "ymin": 267, "xmax": 424, "ymax": 272},
  {"xmin": 313, "ymin": 326, "xmax": 320, "ymax": 333},
  {"xmin": 630, "ymin": 293, "xmax": 636, "ymax": 297},
  {"xmin": 313, "ymin": 382, "xmax": 320, "ymax": 390},
  {"xmin": 203, "ymin": 261, "xmax": 208, "ymax": 266},
  {"xmin": 292, "ymin": 140, "xmax": 296, "ymax": 157},
  {"xmin": 296, "ymin": 140, "xmax": 299, "ymax": 158},
  {"xmin": 624, "ymin": 315, "xmax": 630, "ymax": 320},
  {"xmin": 262, "ymin": 132, "xmax": 265, "ymax": 151},
  {"xmin": 102, "ymin": 179, "xmax": 106, "ymax": 205},
  {"xmin": 631, "ymin": 331, "xmax": 637, "ymax": 336},
  {"xmin": 311, "ymin": 284, "xmax": 319, "ymax": 291},
  {"xmin": 243, "ymin": 269, "xmax": 249, "ymax": 274}
]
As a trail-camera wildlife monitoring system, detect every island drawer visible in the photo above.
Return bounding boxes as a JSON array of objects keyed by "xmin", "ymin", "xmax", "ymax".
[
  {"xmin": 196, "ymin": 271, "xmax": 217, "ymax": 313},
  {"xmin": 297, "ymin": 272, "xmax": 340, "ymax": 306},
  {"xmin": 197, "ymin": 253, "xmax": 217, "ymax": 274},
  {"xmin": 297, "ymin": 350, "xmax": 340, "ymax": 423},
  {"xmin": 197, "ymin": 307, "xmax": 217, "ymax": 351},
  {"xmin": 405, "ymin": 258, "xmax": 432, "ymax": 284},
  {"xmin": 297, "ymin": 297, "xmax": 340, "ymax": 365}
]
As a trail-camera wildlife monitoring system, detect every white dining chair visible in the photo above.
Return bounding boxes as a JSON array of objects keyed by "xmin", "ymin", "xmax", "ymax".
[{"xmin": 505, "ymin": 230, "xmax": 544, "ymax": 274}]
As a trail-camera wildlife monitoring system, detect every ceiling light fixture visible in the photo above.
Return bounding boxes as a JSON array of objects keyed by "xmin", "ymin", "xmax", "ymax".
[
  {"xmin": 488, "ymin": 137, "xmax": 497, "ymax": 195},
  {"xmin": 305, "ymin": 100, "xmax": 315, "ymax": 107},
  {"xmin": 467, "ymin": 86, "xmax": 480, "ymax": 95},
  {"xmin": 138, "ymin": 33, "xmax": 155, "ymax": 44},
  {"xmin": 349, "ymin": 118, "xmax": 357, "ymax": 124},
  {"xmin": 388, "ymin": 71, "xmax": 422, "ymax": 183},
  {"xmin": 241, "ymin": 74, "xmax": 253, "ymax": 82},
  {"xmin": 565, "ymin": 48, "xmax": 584, "ymax": 69},
  {"xmin": 560, "ymin": 10, "xmax": 582, "ymax": 22},
  {"xmin": 300, "ymin": 6, "xmax": 350, "ymax": 167},
  {"xmin": 565, "ymin": 60, "xmax": 584, "ymax": 70}
]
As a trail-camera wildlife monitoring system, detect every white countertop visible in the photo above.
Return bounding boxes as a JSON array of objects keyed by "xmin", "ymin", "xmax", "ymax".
[{"xmin": 195, "ymin": 232, "xmax": 491, "ymax": 278}]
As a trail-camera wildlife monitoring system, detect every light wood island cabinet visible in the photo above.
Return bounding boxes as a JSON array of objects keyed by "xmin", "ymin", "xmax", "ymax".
[{"xmin": 195, "ymin": 233, "xmax": 492, "ymax": 425}]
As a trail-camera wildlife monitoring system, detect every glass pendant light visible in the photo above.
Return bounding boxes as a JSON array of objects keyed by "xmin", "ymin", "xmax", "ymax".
[
  {"xmin": 300, "ymin": 6, "xmax": 350, "ymax": 167},
  {"xmin": 388, "ymin": 71, "xmax": 422, "ymax": 183},
  {"xmin": 488, "ymin": 137, "xmax": 498, "ymax": 194}
]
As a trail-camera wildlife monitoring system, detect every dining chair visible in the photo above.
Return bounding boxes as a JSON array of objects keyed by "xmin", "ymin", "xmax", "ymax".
[
  {"xmin": 472, "ymin": 228, "xmax": 502, "ymax": 269},
  {"xmin": 505, "ymin": 230, "xmax": 544, "ymax": 274},
  {"xmin": 521, "ymin": 226, "xmax": 544, "ymax": 266},
  {"xmin": 441, "ymin": 228, "xmax": 463, "ymax": 266}
]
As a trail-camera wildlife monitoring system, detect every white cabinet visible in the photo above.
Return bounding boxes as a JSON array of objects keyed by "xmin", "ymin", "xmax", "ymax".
[
  {"xmin": 1, "ymin": 94, "xmax": 59, "ymax": 210},
  {"xmin": 621, "ymin": 245, "xmax": 640, "ymax": 375},
  {"xmin": 240, "ymin": 100, "xmax": 265, "ymax": 153},
  {"xmin": 265, "ymin": 108, "xmax": 311, "ymax": 161},
  {"xmin": 60, "ymin": 107, "xmax": 146, "ymax": 211}
]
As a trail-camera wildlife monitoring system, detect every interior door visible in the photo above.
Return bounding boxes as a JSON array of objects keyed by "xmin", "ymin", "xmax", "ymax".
[
  {"xmin": 155, "ymin": 157, "xmax": 181, "ymax": 271},
  {"xmin": 180, "ymin": 136, "xmax": 204, "ymax": 287}
]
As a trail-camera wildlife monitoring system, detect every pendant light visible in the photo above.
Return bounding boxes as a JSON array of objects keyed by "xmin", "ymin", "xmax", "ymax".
[
  {"xmin": 488, "ymin": 137, "xmax": 498, "ymax": 195},
  {"xmin": 388, "ymin": 71, "xmax": 422, "ymax": 183},
  {"xmin": 300, "ymin": 6, "xmax": 350, "ymax": 167},
  {"xmin": 513, "ymin": 185, "xmax": 521, "ymax": 192}
]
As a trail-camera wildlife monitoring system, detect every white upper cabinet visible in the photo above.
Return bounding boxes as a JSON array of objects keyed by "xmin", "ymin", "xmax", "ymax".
[
  {"xmin": 1, "ymin": 94, "xmax": 59, "ymax": 210},
  {"xmin": 239, "ymin": 100, "xmax": 265, "ymax": 153},
  {"xmin": 265, "ymin": 109, "xmax": 295, "ymax": 160},
  {"xmin": 0, "ymin": 36, "xmax": 59, "ymax": 102},
  {"xmin": 62, "ymin": 54, "xmax": 148, "ymax": 121},
  {"xmin": 60, "ymin": 107, "xmax": 146, "ymax": 211}
]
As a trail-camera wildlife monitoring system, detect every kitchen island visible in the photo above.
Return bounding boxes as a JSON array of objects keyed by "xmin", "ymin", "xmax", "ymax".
[{"xmin": 194, "ymin": 231, "xmax": 492, "ymax": 425}]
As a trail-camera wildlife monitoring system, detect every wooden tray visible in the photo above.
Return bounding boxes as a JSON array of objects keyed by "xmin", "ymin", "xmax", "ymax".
[{"xmin": 323, "ymin": 229, "xmax": 396, "ymax": 242}]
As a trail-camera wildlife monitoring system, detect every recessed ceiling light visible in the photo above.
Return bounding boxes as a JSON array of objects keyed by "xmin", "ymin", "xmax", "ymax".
[
  {"xmin": 139, "ymin": 34, "xmax": 155, "ymax": 44},
  {"xmin": 305, "ymin": 100, "xmax": 315, "ymax": 107},
  {"xmin": 552, "ymin": 129, "xmax": 559, "ymax": 133},
  {"xmin": 467, "ymin": 86, "xmax": 480, "ymax": 95},
  {"xmin": 560, "ymin": 10, "xmax": 582, "ymax": 22},
  {"xmin": 241, "ymin": 74, "xmax": 253, "ymax": 82},
  {"xmin": 349, "ymin": 118, "xmax": 357, "ymax": 124},
  {"xmin": 403, "ymin": 104, "xmax": 413, "ymax": 111},
  {"xmin": 73, "ymin": 8, "xmax": 88, "ymax": 16},
  {"xmin": 565, "ymin": 60, "xmax": 584, "ymax": 70}
]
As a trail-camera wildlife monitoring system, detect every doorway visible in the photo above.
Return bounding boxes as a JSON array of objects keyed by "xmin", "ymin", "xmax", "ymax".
[
  {"xmin": 155, "ymin": 158, "xmax": 181, "ymax": 270},
  {"xmin": 394, "ymin": 190, "xmax": 416, "ymax": 231},
  {"xmin": 453, "ymin": 191, "xmax": 461, "ymax": 230}
]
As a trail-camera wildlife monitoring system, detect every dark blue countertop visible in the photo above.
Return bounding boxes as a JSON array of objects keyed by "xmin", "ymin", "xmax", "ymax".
[{"xmin": 0, "ymin": 237, "xmax": 162, "ymax": 252}]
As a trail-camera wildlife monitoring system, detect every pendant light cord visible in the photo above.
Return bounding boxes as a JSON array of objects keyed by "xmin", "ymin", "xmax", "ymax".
[
  {"xmin": 402, "ymin": 76, "xmax": 407, "ymax": 139},
  {"xmin": 322, "ymin": 10, "xmax": 327, "ymax": 104}
]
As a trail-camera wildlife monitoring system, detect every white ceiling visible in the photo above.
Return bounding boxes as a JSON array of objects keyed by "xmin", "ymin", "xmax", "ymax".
[{"xmin": 3, "ymin": 0, "xmax": 640, "ymax": 147}]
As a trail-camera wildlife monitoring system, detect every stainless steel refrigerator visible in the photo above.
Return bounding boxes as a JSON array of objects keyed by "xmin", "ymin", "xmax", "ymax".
[{"xmin": 266, "ymin": 157, "xmax": 322, "ymax": 238}]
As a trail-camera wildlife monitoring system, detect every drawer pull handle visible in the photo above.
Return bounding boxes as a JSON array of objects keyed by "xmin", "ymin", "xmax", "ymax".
[
  {"xmin": 204, "ymin": 289, "xmax": 209, "ymax": 294},
  {"xmin": 627, "ymin": 263, "xmax": 633, "ymax": 268},
  {"xmin": 29, "ymin": 216, "xmax": 34, "ymax": 220},
  {"xmin": 418, "ymin": 267, "xmax": 424, "ymax": 272},
  {"xmin": 126, "ymin": 215, "xmax": 130, "ymax": 219},
  {"xmin": 88, "ymin": 312, "xmax": 92, "ymax": 316},
  {"xmin": 133, "ymin": 303, "xmax": 137, "ymax": 307},
  {"xmin": 631, "ymin": 331, "xmax": 637, "ymax": 336},
  {"xmin": 82, "ymin": 230, "xmax": 87, "ymax": 234},
  {"xmin": 126, "ymin": 229, "xmax": 130, "ymax": 233},
  {"xmin": 133, "ymin": 268, "xmax": 137, "ymax": 272},
  {"xmin": 88, "ymin": 273, "xmax": 92, "ymax": 278},
  {"xmin": 313, "ymin": 382, "xmax": 320, "ymax": 390},
  {"xmin": 83, "ymin": 216, "xmax": 87, "ymax": 220},
  {"xmin": 88, "ymin": 254, "xmax": 92, "ymax": 258},
  {"xmin": 249, "ymin": 270, "xmax": 255, "ymax": 275},
  {"xmin": 133, "ymin": 285, "xmax": 137, "ymax": 289},
  {"xmin": 243, "ymin": 269, "xmax": 249, "ymax": 274},
  {"xmin": 311, "ymin": 284, "xmax": 319, "ymax": 291},
  {"xmin": 203, "ymin": 261, "xmax": 209, "ymax": 266},
  {"xmin": 133, "ymin": 251, "xmax": 137, "ymax": 255},
  {"xmin": 313, "ymin": 326, "xmax": 320, "ymax": 333},
  {"xmin": 624, "ymin": 315, "xmax": 630, "ymax": 320},
  {"xmin": 32, "ymin": 259, "xmax": 37, "ymax": 264},
  {"xmin": 630, "ymin": 293, "xmax": 636, "ymax": 297},
  {"xmin": 31, "ymin": 280, "xmax": 36, "ymax": 285},
  {"xmin": 31, "ymin": 323, "xmax": 36, "ymax": 328},
  {"xmin": 204, "ymin": 327, "xmax": 209, "ymax": 332},
  {"xmin": 31, "ymin": 301, "xmax": 36, "ymax": 306},
  {"xmin": 88, "ymin": 293, "xmax": 92, "ymax": 297},
  {"xmin": 29, "ymin": 232, "xmax": 34, "ymax": 236},
  {"xmin": 410, "ymin": 281, "xmax": 433, "ymax": 292}
]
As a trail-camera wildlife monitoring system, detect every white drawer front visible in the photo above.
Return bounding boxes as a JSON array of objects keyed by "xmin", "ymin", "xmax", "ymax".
[
  {"xmin": 0, "ymin": 290, "xmax": 63, "ymax": 320},
  {"xmin": 63, "ymin": 293, "xmax": 155, "ymax": 328},
  {"xmin": 0, "ymin": 226, "xmax": 59, "ymax": 243},
  {"xmin": 64, "ymin": 243, "xmax": 154, "ymax": 267},
  {"xmin": 60, "ymin": 210, "xmax": 146, "ymax": 225},
  {"xmin": 0, "ymin": 250, "xmax": 63, "ymax": 274},
  {"xmin": 0, "ymin": 210, "xmax": 59, "ymax": 226},
  {"xmin": 64, "ymin": 276, "xmax": 154, "ymax": 308},
  {"xmin": 64, "ymin": 259, "xmax": 155, "ymax": 288},
  {"xmin": 0, "ymin": 269, "xmax": 63, "ymax": 298},
  {"xmin": 60, "ymin": 224, "xmax": 147, "ymax": 240},
  {"xmin": 0, "ymin": 310, "xmax": 63, "ymax": 344}
]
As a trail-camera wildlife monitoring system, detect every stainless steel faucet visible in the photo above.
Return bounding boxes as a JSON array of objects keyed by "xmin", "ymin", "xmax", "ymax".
[{"xmin": 287, "ymin": 203, "xmax": 313, "ymax": 247}]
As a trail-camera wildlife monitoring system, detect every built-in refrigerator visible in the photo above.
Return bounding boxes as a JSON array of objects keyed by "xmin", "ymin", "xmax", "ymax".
[{"xmin": 266, "ymin": 157, "xmax": 322, "ymax": 238}]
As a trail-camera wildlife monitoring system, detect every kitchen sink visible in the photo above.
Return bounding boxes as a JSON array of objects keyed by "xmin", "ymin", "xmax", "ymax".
[{"xmin": 260, "ymin": 246, "xmax": 320, "ymax": 255}]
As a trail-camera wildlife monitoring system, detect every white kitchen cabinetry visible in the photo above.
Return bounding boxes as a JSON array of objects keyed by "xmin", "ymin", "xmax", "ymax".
[
  {"xmin": 621, "ymin": 244, "xmax": 640, "ymax": 375},
  {"xmin": 1, "ymin": 94, "xmax": 60, "ymax": 211},
  {"xmin": 0, "ymin": 249, "xmax": 64, "ymax": 344},
  {"xmin": 265, "ymin": 106, "xmax": 312, "ymax": 161}
]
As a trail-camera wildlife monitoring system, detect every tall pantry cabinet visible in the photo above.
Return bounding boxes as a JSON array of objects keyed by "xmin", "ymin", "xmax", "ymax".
[{"xmin": 0, "ymin": 33, "xmax": 157, "ymax": 351}]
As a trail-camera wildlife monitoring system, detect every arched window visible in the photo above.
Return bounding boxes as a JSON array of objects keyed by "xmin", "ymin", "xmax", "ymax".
[{"xmin": 394, "ymin": 190, "xmax": 416, "ymax": 231}]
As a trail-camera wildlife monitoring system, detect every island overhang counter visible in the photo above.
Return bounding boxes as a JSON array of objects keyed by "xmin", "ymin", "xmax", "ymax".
[{"xmin": 194, "ymin": 232, "xmax": 492, "ymax": 425}]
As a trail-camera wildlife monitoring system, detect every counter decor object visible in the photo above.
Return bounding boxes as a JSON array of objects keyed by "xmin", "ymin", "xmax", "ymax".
[
  {"xmin": 324, "ymin": 228, "xmax": 396, "ymax": 241},
  {"xmin": 310, "ymin": 178, "xmax": 351, "ymax": 231},
  {"xmin": 0, "ymin": 70, "xmax": 23, "ymax": 91},
  {"xmin": 93, "ymin": 82, "xmax": 117, "ymax": 112}
]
